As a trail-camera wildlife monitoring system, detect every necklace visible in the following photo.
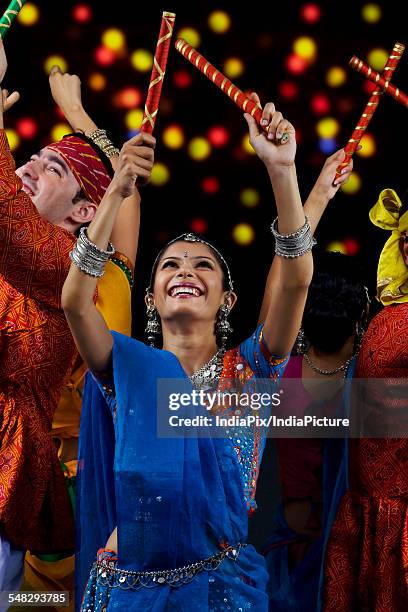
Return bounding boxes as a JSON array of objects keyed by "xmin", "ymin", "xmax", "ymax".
[
  {"xmin": 303, "ymin": 351, "xmax": 352, "ymax": 377},
  {"xmin": 189, "ymin": 349, "xmax": 225, "ymax": 390}
]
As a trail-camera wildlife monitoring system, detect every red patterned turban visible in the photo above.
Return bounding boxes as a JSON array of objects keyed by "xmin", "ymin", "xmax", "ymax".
[{"xmin": 46, "ymin": 134, "xmax": 113, "ymax": 206}]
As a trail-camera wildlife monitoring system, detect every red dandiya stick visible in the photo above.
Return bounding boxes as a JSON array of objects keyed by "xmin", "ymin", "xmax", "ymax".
[
  {"xmin": 350, "ymin": 56, "xmax": 408, "ymax": 108},
  {"xmin": 141, "ymin": 11, "xmax": 176, "ymax": 134},
  {"xmin": 175, "ymin": 38, "xmax": 288, "ymax": 140},
  {"xmin": 336, "ymin": 41, "xmax": 405, "ymax": 178}
]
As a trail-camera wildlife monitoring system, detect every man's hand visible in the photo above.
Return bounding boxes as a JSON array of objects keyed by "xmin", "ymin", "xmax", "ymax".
[
  {"xmin": 312, "ymin": 148, "xmax": 355, "ymax": 201},
  {"xmin": 110, "ymin": 132, "xmax": 156, "ymax": 198},
  {"xmin": 49, "ymin": 66, "xmax": 83, "ymax": 115},
  {"xmin": 2, "ymin": 88, "xmax": 20, "ymax": 112},
  {"xmin": 0, "ymin": 39, "xmax": 7, "ymax": 84},
  {"xmin": 243, "ymin": 92, "xmax": 296, "ymax": 170}
]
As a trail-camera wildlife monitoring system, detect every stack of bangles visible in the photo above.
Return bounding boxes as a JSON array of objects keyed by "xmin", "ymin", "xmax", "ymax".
[
  {"xmin": 87, "ymin": 128, "xmax": 120, "ymax": 158},
  {"xmin": 70, "ymin": 228, "xmax": 114, "ymax": 277},
  {"xmin": 271, "ymin": 217, "xmax": 316, "ymax": 258}
]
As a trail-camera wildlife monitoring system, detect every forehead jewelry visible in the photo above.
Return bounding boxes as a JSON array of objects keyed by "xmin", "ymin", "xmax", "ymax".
[{"xmin": 183, "ymin": 251, "xmax": 188, "ymax": 257}]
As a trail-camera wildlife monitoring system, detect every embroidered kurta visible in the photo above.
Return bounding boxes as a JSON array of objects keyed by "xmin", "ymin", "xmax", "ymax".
[{"xmin": 0, "ymin": 129, "xmax": 76, "ymax": 551}]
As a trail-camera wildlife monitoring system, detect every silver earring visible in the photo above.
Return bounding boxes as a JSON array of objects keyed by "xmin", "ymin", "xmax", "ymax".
[
  {"xmin": 215, "ymin": 303, "xmax": 232, "ymax": 349},
  {"xmin": 145, "ymin": 298, "xmax": 161, "ymax": 347},
  {"xmin": 296, "ymin": 328, "xmax": 309, "ymax": 355}
]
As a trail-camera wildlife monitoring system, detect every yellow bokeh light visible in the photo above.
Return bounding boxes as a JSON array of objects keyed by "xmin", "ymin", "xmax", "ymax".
[
  {"xmin": 88, "ymin": 73, "xmax": 107, "ymax": 91},
  {"xmin": 17, "ymin": 2, "xmax": 39, "ymax": 26},
  {"xmin": 208, "ymin": 10, "xmax": 231, "ymax": 33},
  {"xmin": 163, "ymin": 125, "xmax": 185, "ymax": 149},
  {"xmin": 326, "ymin": 66, "xmax": 347, "ymax": 87},
  {"xmin": 44, "ymin": 55, "xmax": 68, "ymax": 75},
  {"xmin": 316, "ymin": 117, "xmax": 340, "ymax": 139},
  {"xmin": 367, "ymin": 48, "xmax": 388, "ymax": 71},
  {"xmin": 356, "ymin": 133, "xmax": 376, "ymax": 157},
  {"xmin": 151, "ymin": 163, "xmax": 170, "ymax": 186},
  {"xmin": 5, "ymin": 129, "xmax": 20, "ymax": 151},
  {"xmin": 50, "ymin": 123, "xmax": 72, "ymax": 142},
  {"xmin": 242, "ymin": 134, "xmax": 255, "ymax": 155},
  {"xmin": 125, "ymin": 109, "xmax": 143, "ymax": 130},
  {"xmin": 293, "ymin": 37, "xmax": 317, "ymax": 62},
  {"xmin": 341, "ymin": 172, "xmax": 362, "ymax": 194},
  {"xmin": 177, "ymin": 28, "xmax": 201, "ymax": 48},
  {"xmin": 130, "ymin": 49, "xmax": 153, "ymax": 72},
  {"xmin": 232, "ymin": 223, "xmax": 255, "ymax": 246},
  {"xmin": 188, "ymin": 137, "xmax": 211, "ymax": 161},
  {"xmin": 361, "ymin": 3, "xmax": 382, "ymax": 23},
  {"xmin": 240, "ymin": 188, "xmax": 260, "ymax": 208},
  {"xmin": 326, "ymin": 241, "xmax": 347, "ymax": 254},
  {"xmin": 102, "ymin": 28, "xmax": 126, "ymax": 52},
  {"xmin": 223, "ymin": 58, "xmax": 244, "ymax": 79}
]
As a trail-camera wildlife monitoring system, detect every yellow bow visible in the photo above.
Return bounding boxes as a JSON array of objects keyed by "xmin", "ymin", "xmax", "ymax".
[{"xmin": 369, "ymin": 188, "xmax": 408, "ymax": 305}]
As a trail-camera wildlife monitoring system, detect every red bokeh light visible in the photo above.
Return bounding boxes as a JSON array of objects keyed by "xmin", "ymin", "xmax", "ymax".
[
  {"xmin": 201, "ymin": 177, "xmax": 220, "ymax": 194},
  {"xmin": 72, "ymin": 3, "xmax": 93, "ymax": 23},
  {"xmin": 16, "ymin": 117, "xmax": 38, "ymax": 139},
  {"xmin": 344, "ymin": 238, "xmax": 360, "ymax": 256},
  {"xmin": 55, "ymin": 106, "xmax": 65, "ymax": 120},
  {"xmin": 173, "ymin": 69, "xmax": 192, "ymax": 89},
  {"xmin": 279, "ymin": 81, "xmax": 299, "ymax": 99},
  {"xmin": 114, "ymin": 87, "xmax": 142, "ymax": 109},
  {"xmin": 311, "ymin": 93, "xmax": 330, "ymax": 115},
  {"xmin": 94, "ymin": 46, "xmax": 116, "ymax": 66},
  {"xmin": 300, "ymin": 3, "xmax": 322, "ymax": 24},
  {"xmin": 363, "ymin": 80, "xmax": 377, "ymax": 95},
  {"xmin": 286, "ymin": 54, "xmax": 308, "ymax": 75},
  {"xmin": 207, "ymin": 126, "xmax": 229, "ymax": 148},
  {"xmin": 191, "ymin": 218, "xmax": 208, "ymax": 234}
]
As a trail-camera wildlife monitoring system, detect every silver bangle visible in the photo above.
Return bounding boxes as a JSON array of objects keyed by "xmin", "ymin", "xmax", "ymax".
[
  {"xmin": 69, "ymin": 227, "xmax": 114, "ymax": 277},
  {"xmin": 87, "ymin": 128, "xmax": 120, "ymax": 158},
  {"xmin": 270, "ymin": 216, "xmax": 316, "ymax": 258}
]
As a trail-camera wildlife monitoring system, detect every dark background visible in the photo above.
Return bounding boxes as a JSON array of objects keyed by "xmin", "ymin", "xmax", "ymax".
[{"xmin": 4, "ymin": 0, "xmax": 408, "ymax": 342}]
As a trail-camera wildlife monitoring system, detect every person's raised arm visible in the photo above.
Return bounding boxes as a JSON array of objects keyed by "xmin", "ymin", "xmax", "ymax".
[
  {"xmin": 49, "ymin": 66, "xmax": 141, "ymax": 267},
  {"xmin": 257, "ymin": 147, "xmax": 354, "ymax": 323},
  {"xmin": 244, "ymin": 98, "xmax": 312, "ymax": 357},
  {"xmin": 62, "ymin": 132, "xmax": 155, "ymax": 372}
]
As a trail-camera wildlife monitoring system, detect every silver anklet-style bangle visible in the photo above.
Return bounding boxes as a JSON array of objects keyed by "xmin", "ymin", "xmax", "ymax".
[
  {"xmin": 270, "ymin": 216, "xmax": 316, "ymax": 258},
  {"xmin": 70, "ymin": 227, "xmax": 115, "ymax": 277}
]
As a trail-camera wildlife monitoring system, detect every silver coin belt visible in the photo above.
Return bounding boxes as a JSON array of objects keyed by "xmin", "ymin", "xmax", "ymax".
[{"xmin": 92, "ymin": 542, "xmax": 246, "ymax": 590}]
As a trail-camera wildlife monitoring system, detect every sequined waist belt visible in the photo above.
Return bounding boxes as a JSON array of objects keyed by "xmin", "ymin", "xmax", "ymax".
[{"xmin": 93, "ymin": 543, "xmax": 247, "ymax": 589}]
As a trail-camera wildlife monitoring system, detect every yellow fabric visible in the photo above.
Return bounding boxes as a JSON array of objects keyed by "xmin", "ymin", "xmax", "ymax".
[
  {"xmin": 20, "ymin": 556, "xmax": 75, "ymax": 612},
  {"xmin": 369, "ymin": 188, "xmax": 408, "ymax": 305}
]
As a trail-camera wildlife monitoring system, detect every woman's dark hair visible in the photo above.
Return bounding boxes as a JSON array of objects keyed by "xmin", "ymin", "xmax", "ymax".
[{"xmin": 303, "ymin": 251, "xmax": 368, "ymax": 353}]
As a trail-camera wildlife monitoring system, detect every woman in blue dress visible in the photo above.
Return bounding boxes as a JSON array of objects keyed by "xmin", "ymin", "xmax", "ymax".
[{"xmin": 61, "ymin": 100, "xmax": 338, "ymax": 611}]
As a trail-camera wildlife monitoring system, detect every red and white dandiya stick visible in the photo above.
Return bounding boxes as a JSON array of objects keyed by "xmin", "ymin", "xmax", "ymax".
[
  {"xmin": 141, "ymin": 11, "xmax": 176, "ymax": 134},
  {"xmin": 336, "ymin": 41, "xmax": 405, "ymax": 179},
  {"xmin": 350, "ymin": 56, "xmax": 408, "ymax": 109},
  {"xmin": 175, "ymin": 38, "xmax": 279, "ymax": 137}
]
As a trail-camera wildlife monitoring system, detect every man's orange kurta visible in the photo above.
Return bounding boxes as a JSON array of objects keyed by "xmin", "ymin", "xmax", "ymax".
[{"xmin": 0, "ymin": 130, "xmax": 76, "ymax": 552}]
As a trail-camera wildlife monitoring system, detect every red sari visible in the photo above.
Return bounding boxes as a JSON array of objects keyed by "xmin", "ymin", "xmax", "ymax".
[{"xmin": 323, "ymin": 303, "xmax": 408, "ymax": 611}]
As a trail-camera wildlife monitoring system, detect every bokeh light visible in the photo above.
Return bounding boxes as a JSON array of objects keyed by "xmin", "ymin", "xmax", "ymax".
[
  {"xmin": 367, "ymin": 48, "xmax": 388, "ymax": 71},
  {"xmin": 102, "ymin": 28, "xmax": 126, "ymax": 52},
  {"xmin": 316, "ymin": 117, "xmax": 340, "ymax": 139},
  {"xmin": 44, "ymin": 55, "xmax": 68, "ymax": 74},
  {"xmin": 361, "ymin": 3, "xmax": 382, "ymax": 23},
  {"xmin": 114, "ymin": 87, "xmax": 142, "ymax": 109},
  {"xmin": 130, "ymin": 49, "xmax": 153, "ymax": 72},
  {"xmin": 208, "ymin": 10, "xmax": 231, "ymax": 33},
  {"xmin": 94, "ymin": 46, "xmax": 116, "ymax": 66},
  {"xmin": 16, "ymin": 117, "xmax": 38, "ymax": 139},
  {"xmin": 191, "ymin": 218, "xmax": 208, "ymax": 233},
  {"xmin": 300, "ymin": 3, "xmax": 322, "ymax": 23},
  {"xmin": 344, "ymin": 238, "xmax": 361, "ymax": 255},
  {"xmin": 163, "ymin": 124, "xmax": 185, "ymax": 149},
  {"xmin": 293, "ymin": 37, "xmax": 317, "ymax": 63},
  {"xmin": 286, "ymin": 54, "xmax": 308, "ymax": 75},
  {"xmin": 223, "ymin": 58, "xmax": 244, "ymax": 79},
  {"xmin": 232, "ymin": 223, "xmax": 255, "ymax": 246},
  {"xmin": 326, "ymin": 241, "xmax": 347, "ymax": 254},
  {"xmin": 188, "ymin": 138, "xmax": 211, "ymax": 161},
  {"xmin": 326, "ymin": 67, "xmax": 347, "ymax": 87},
  {"xmin": 51, "ymin": 123, "xmax": 72, "ymax": 142},
  {"xmin": 201, "ymin": 177, "xmax": 220, "ymax": 194},
  {"xmin": 72, "ymin": 4, "xmax": 92, "ymax": 23},
  {"xmin": 319, "ymin": 138, "xmax": 337, "ymax": 154},
  {"xmin": 240, "ymin": 188, "xmax": 260, "ymax": 208},
  {"xmin": 207, "ymin": 126, "xmax": 229, "ymax": 148},
  {"xmin": 17, "ymin": 2, "xmax": 39, "ymax": 26},
  {"xmin": 5, "ymin": 129, "xmax": 20, "ymax": 151},
  {"xmin": 88, "ymin": 73, "xmax": 107, "ymax": 91},
  {"xmin": 356, "ymin": 133, "xmax": 376, "ymax": 157},
  {"xmin": 177, "ymin": 28, "xmax": 201, "ymax": 48},
  {"xmin": 341, "ymin": 171, "xmax": 362, "ymax": 194},
  {"xmin": 173, "ymin": 70, "xmax": 192, "ymax": 89},
  {"xmin": 125, "ymin": 109, "xmax": 143, "ymax": 130},
  {"xmin": 279, "ymin": 81, "xmax": 299, "ymax": 100},
  {"xmin": 151, "ymin": 163, "xmax": 170, "ymax": 186},
  {"xmin": 242, "ymin": 134, "xmax": 255, "ymax": 155},
  {"xmin": 311, "ymin": 93, "xmax": 330, "ymax": 115}
]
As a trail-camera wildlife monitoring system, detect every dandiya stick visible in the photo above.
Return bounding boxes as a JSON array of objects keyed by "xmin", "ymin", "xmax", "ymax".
[
  {"xmin": 141, "ymin": 11, "xmax": 176, "ymax": 134},
  {"xmin": 336, "ymin": 41, "xmax": 405, "ymax": 178},
  {"xmin": 175, "ymin": 38, "xmax": 289, "ymax": 142},
  {"xmin": 0, "ymin": 0, "xmax": 27, "ymax": 39},
  {"xmin": 350, "ymin": 56, "xmax": 408, "ymax": 109}
]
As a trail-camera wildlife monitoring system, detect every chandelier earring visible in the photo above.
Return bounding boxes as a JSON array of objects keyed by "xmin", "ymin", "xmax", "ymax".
[
  {"xmin": 296, "ymin": 328, "xmax": 309, "ymax": 355},
  {"xmin": 145, "ymin": 292, "xmax": 161, "ymax": 347},
  {"xmin": 215, "ymin": 301, "xmax": 233, "ymax": 350}
]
